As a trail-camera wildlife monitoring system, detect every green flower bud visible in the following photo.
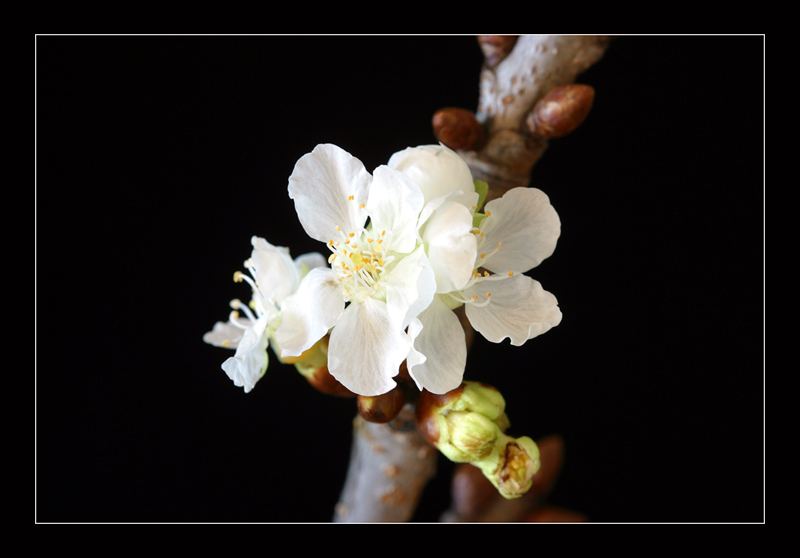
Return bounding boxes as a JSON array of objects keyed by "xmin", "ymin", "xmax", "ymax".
[
  {"xmin": 415, "ymin": 381, "xmax": 540, "ymax": 499},
  {"xmin": 440, "ymin": 410, "xmax": 502, "ymax": 462},
  {"xmin": 473, "ymin": 435, "xmax": 541, "ymax": 499}
]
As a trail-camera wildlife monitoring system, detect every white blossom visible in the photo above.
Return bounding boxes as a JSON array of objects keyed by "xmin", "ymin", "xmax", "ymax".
[
  {"xmin": 276, "ymin": 143, "xmax": 477, "ymax": 396},
  {"xmin": 203, "ymin": 236, "xmax": 325, "ymax": 393}
]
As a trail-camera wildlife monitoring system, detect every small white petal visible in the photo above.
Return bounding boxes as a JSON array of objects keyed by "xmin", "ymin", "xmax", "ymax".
[
  {"xmin": 275, "ymin": 267, "xmax": 344, "ymax": 357},
  {"xmin": 203, "ymin": 319, "xmax": 249, "ymax": 349},
  {"xmin": 407, "ymin": 296, "xmax": 467, "ymax": 394},
  {"xmin": 220, "ymin": 314, "xmax": 270, "ymax": 393},
  {"xmin": 327, "ymin": 297, "xmax": 411, "ymax": 396},
  {"xmin": 387, "ymin": 144, "xmax": 476, "ymax": 206},
  {"xmin": 480, "ymin": 187, "xmax": 561, "ymax": 274},
  {"xmin": 420, "ymin": 200, "xmax": 477, "ymax": 293},
  {"xmin": 288, "ymin": 144, "xmax": 371, "ymax": 243},
  {"xmin": 465, "ymin": 274, "xmax": 561, "ymax": 346},
  {"xmin": 367, "ymin": 165, "xmax": 425, "ymax": 254}
]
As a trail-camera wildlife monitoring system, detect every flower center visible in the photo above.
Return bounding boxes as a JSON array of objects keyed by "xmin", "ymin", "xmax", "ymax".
[{"xmin": 327, "ymin": 225, "xmax": 395, "ymax": 303}]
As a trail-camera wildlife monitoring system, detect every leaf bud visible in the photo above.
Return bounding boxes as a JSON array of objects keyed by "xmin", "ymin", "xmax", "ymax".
[
  {"xmin": 287, "ymin": 336, "xmax": 355, "ymax": 397},
  {"xmin": 527, "ymin": 84, "xmax": 595, "ymax": 140},
  {"xmin": 432, "ymin": 107, "xmax": 485, "ymax": 151},
  {"xmin": 357, "ymin": 385, "xmax": 406, "ymax": 423}
]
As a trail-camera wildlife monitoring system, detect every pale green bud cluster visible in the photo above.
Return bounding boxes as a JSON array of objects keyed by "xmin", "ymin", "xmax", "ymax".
[{"xmin": 420, "ymin": 381, "xmax": 541, "ymax": 499}]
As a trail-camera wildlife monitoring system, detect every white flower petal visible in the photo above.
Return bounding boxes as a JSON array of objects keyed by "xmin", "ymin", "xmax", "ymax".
[
  {"xmin": 327, "ymin": 297, "xmax": 411, "ymax": 396},
  {"xmin": 480, "ymin": 187, "xmax": 561, "ymax": 274},
  {"xmin": 293, "ymin": 251, "xmax": 328, "ymax": 276},
  {"xmin": 405, "ymin": 317, "xmax": 427, "ymax": 374},
  {"xmin": 287, "ymin": 143, "xmax": 371, "ymax": 243},
  {"xmin": 203, "ymin": 319, "xmax": 249, "ymax": 349},
  {"xmin": 220, "ymin": 314, "xmax": 270, "ymax": 393},
  {"xmin": 421, "ymin": 200, "xmax": 478, "ymax": 293},
  {"xmin": 407, "ymin": 296, "xmax": 467, "ymax": 394},
  {"xmin": 367, "ymin": 165, "xmax": 425, "ymax": 254},
  {"xmin": 275, "ymin": 267, "xmax": 344, "ymax": 357},
  {"xmin": 249, "ymin": 236, "xmax": 301, "ymax": 302},
  {"xmin": 465, "ymin": 274, "xmax": 561, "ymax": 346},
  {"xmin": 387, "ymin": 144, "xmax": 476, "ymax": 206},
  {"xmin": 383, "ymin": 244, "xmax": 436, "ymax": 329}
]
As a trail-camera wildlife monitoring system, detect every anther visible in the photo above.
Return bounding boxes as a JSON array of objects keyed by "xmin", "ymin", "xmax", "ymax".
[
  {"xmin": 348, "ymin": 195, "xmax": 354, "ymax": 201},
  {"xmin": 508, "ymin": 271, "xmax": 514, "ymax": 276},
  {"xmin": 233, "ymin": 271, "xmax": 244, "ymax": 282}
]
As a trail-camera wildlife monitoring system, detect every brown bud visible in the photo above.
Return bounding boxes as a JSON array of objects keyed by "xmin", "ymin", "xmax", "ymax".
[
  {"xmin": 527, "ymin": 84, "xmax": 595, "ymax": 140},
  {"xmin": 357, "ymin": 386, "xmax": 406, "ymax": 423},
  {"xmin": 303, "ymin": 364, "xmax": 355, "ymax": 398},
  {"xmin": 477, "ymin": 35, "xmax": 518, "ymax": 68},
  {"xmin": 432, "ymin": 107, "xmax": 485, "ymax": 151}
]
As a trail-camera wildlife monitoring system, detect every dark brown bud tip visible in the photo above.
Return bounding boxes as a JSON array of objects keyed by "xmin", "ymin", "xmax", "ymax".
[
  {"xmin": 528, "ymin": 84, "xmax": 595, "ymax": 140},
  {"xmin": 477, "ymin": 35, "xmax": 518, "ymax": 68},
  {"xmin": 357, "ymin": 386, "xmax": 406, "ymax": 423},
  {"xmin": 432, "ymin": 107, "xmax": 485, "ymax": 151}
]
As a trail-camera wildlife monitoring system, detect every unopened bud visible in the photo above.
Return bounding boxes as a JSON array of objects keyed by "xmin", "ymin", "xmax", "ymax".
[
  {"xmin": 416, "ymin": 382, "xmax": 510, "ymax": 462},
  {"xmin": 357, "ymin": 385, "xmax": 406, "ymax": 423},
  {"xmin": 476, "ymin": 435, "xmax": 541, "ymax": 499},
  {"xmin": 416, "ymin": 381, "xmax": 540, "ymax": 499},
  {"xmin": 441, "ymin": 410, "xmax": 501, "ymax": 462},
  {"xmin": 527, "ymin": 84, "xmax": 595, "ymax": 140},
  {"xmin": 432, "ymin": 107, "xmax": 485, "ymax": 151},
  {"xmin": 287, "ymin": 336, "xmax": 354, "ymax": 397}
]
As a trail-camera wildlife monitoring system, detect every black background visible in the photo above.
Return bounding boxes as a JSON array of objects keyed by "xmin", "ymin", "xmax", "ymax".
[{"xmin": 36, "ymin": 35, "xmax": 764, "ymax": 523}]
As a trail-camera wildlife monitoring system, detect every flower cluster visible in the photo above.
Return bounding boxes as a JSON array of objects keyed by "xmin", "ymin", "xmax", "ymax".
[{"xmin": 205, "ymin": 143, "xmax": 561, "ymax": 396}]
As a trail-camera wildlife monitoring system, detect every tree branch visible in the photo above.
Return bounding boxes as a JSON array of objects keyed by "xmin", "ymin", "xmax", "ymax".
[{"xmin": 333, "ymin": 405, "xmax": 437, "ymax": 522}]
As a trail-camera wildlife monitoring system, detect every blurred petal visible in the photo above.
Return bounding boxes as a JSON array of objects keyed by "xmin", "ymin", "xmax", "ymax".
[{"xmin": 203, "ymin": 319, "xmax": 249, "ymax": 349}]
